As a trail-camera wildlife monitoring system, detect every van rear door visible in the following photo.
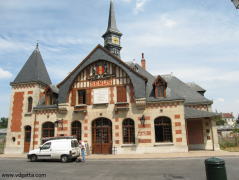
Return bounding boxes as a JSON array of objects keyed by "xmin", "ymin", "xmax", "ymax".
[{"xmin": 71, "ymin": 140, "xmax": 80, "ymax": 156}]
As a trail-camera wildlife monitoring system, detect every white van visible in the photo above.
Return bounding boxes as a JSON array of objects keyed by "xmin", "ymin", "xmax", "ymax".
[{"xmin": 27, "ymin": 137, "xmax": 80, "ymax": 162}]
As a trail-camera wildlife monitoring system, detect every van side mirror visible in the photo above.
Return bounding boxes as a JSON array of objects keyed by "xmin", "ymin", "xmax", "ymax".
[{"xmin": 39, "ymin": 146, "xmax": 42, "ymax": 150}]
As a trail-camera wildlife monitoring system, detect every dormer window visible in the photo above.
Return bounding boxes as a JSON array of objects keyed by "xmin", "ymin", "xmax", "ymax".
[
  {"xmin": 44, "ymin": 86, "xmax": 59, "ymax": 105},
  {"xmin": 153, "ymin": 76, "xmax": 167, "ymax": 98}
]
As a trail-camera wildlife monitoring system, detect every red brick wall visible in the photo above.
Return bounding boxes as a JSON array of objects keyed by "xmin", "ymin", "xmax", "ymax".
[{"xmin": 11, "ymin": 92, "xmax": 24, "ymax": 132}]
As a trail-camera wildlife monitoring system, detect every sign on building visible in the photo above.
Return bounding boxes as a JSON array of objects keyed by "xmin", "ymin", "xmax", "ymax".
[{"xmin": 93, "ymin": 88, "xmax": 109, "ymax": 104}]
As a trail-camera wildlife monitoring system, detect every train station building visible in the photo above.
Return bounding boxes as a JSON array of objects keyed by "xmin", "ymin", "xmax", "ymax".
[{"xmin": 5, "ymin": 1, "xmax": 220, "ymax": 154}]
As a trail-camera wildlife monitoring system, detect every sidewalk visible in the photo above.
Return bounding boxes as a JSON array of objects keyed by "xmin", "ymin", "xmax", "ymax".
[{"xmin": 1, "ymin": 150, "xmax": 239, "ymax": 159}]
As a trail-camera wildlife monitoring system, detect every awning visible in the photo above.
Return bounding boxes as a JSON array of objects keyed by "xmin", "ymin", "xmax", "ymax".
[{"xmin": 185, "ymin": 107, "xmax": 219, "ymax": 119}]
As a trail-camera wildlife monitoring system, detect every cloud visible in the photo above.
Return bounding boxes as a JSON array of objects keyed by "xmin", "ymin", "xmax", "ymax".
[
  {"xmin": 122, "ymin": 9, "xmax": 239, "ymax": 49},
  {"xmin": 134, "ymin": 0, "xmax": 150, "ymax": 14},
  {"xmin": 216, "ymin": 98, "xmax": 225, "ymax": 102},
  {"xmin": 119, "ymin": 0, "xmax": 132, "ymax": 2},
  {"xmin": 0, "ymin": 68, "xmax": 13, "ymax": 79}
]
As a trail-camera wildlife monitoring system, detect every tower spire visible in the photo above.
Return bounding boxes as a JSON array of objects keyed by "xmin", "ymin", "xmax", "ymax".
[
  {"xmin": 102, "ymin": 0, "xmax": 122, "ymax": 58},
  {"xmin": 107, "ymin": 0, "xmax": 119, "ymax": 33}
]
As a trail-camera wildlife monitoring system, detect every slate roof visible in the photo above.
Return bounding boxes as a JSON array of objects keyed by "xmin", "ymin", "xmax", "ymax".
[
  {"xmin": 126, "ymin": 61, "xmax": 212, "ymax": 105},
  {"xmin": 187, "ymin": 82, "xmax": 206, "ymax": 92},
  {"xmin": 49, "ymin": 85, "xmax": 59, "ymax": 94},
  {"xmin": 126, "ymin": 62, "xmax": 184, "ymax": 102},
  {"xmin": 185, "ymin": 107, "xmax": 219, "ymax": 119},
  {"xmin": 103, "ymin": 0, "xmax": 122, "ymax": 36},
  {"xmin": 11, "ymin": 46, "xmax": 51, "ymax": 86},
  {"xmin": 162, "ymin": 75, "xmax": 212, "ymax": 105}
]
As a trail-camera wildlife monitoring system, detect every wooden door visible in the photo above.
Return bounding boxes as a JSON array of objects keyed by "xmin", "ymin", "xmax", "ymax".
[
  {"xmin": 24, "ymin": 126, "xmax": 31, "ymax": 153},
  {"xmin": 92, "ymin": 118, "xmax": 112, "ymax": 154},
  {"xmin": 187, "ymin": 119, "xmax": 204, "ymax": 145}
]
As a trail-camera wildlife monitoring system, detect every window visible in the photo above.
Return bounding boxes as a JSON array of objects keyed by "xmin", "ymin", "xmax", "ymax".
[
  {"xmin": 41, "ymin": 142, "xmax": 51, "ymax": 150},
  {"xmin": 117, "ymin": 86, "xmax": 127, "ymax": 102},
  {"xmin": 157, "ymin": 86, "xmax": 165, "ymax": 97},
  {"xmin": 71, "ymin": 121, "xmax": 81, "ymax": 141},
  {"xmin": 154, "ymin": 117, "xmax": 172, "ymax": 143},
  {"xmin": 42, "ymin": 122, "xmax": 55, "ymax": 138},
  {"xmin": 123, "ymin": 119, "xmax": 135, "ymax": 144},
  {"xmin": 71, "ymin": 140, "xmax": 79, "ymax": 148},
  {"xmin": 153, "ymin": 75, "xmax": 167, "ymax": 98},
  {"xmin": 27, "ymin": 97, "xmax": 33, "ymax": 113},
  {"xmin": 78, "ymin": 90, "xmax": 86, "ymax": 104}
]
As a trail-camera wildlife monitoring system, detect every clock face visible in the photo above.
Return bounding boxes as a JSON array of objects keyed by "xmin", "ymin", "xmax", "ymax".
[{"xmin": 112, "ymin": 37, "xmax": 119, "ymax": 45}]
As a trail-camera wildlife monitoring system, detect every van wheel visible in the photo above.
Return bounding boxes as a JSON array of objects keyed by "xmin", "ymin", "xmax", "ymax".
[
  {"xmin": 61, "ymin": 155, "xmax": 68, "ymax": 163},
  {"xmin": 30, "ymin": 155, "xmax": 37, "ymax": 162}
]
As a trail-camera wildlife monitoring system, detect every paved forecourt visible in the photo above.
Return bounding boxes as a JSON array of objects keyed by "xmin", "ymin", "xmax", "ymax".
[{"xmin": 0, "ymin": 157, "xmax": 238, "ymax": 180}]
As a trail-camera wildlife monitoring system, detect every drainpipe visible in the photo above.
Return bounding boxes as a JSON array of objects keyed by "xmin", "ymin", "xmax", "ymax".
[{"xmin": 32, "ymin": 112, "xmax": 37, "ymax": 150}]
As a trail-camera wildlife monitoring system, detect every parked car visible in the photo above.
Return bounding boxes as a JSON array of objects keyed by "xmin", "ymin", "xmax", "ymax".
[{"xmin": 27, "ymin": 137, "xmax": 80, "ymax": 162}]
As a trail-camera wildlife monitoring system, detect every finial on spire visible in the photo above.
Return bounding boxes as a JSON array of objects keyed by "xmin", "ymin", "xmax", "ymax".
[{"xmin": 35, "ymin": 40, "xmax": 39, "ymax": 51}]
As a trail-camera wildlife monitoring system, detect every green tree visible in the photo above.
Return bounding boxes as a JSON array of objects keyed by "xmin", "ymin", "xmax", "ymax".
[
  {"xmin": 0, "ymin": 117, "xmax": 8, "ymax": 128},
  {"xmin": 215, "ymin": 115, "xmax": 226, "ymax": 126}
]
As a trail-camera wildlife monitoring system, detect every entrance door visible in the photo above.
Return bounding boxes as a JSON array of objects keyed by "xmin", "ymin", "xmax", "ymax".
[
  {"xmin": 187, "ymin": 119, "xmax": 204, "ymax": 145},
  {"xmin": 92, "ymin": 118, "xmax": 112, "ymax": 154},
  {"xmin": 24, "ymin": 126, "xmax": 31, "ymax": 153}
]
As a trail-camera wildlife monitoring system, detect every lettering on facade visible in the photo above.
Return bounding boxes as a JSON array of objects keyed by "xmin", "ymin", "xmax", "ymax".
[{"xmin": 90, "ymin": 79, "xmax": 112, "ymax": 87}]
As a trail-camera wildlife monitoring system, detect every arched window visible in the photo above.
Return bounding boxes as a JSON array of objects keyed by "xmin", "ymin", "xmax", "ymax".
[
  {"xmin": 122, "ymin": 119, "xmax": 135, "ymax": 144},
  {"xmin": 154, "ymin": 117, "xmax": 172, "ymax": 142},
  {"xmin": 42, "ymin": 122, "xmax": 55, "ymax": 138},
  {"xmin": 27, "ymin": 97, "xmax": 33, "ymax": 112},
  {"xmin": 71, "ymin": 121, "xmax": 81, "ymax": 141}
]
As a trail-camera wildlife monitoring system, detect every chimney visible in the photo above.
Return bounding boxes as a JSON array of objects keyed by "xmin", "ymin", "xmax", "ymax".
[{"xmin": 141, "ymin": 53, "xmax": 146, "ymax": 70}]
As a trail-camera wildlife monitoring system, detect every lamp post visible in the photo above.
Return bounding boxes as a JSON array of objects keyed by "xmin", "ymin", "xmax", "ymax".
[
  {"xmin": 140, "ymin": 115, "xmax": 145, "ymax": 127},
  {"xmin": 55, "ymin": 119, "xmax": 64, "ymax": 130},
  {"xmin": 231, "ymin": 0, "xmax": 239, "ymax": 9}
]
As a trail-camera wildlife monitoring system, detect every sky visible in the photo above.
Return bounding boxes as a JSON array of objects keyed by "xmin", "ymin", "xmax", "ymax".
[{"xmin": 0, "ymin": 0, "xmax": 239, "ymax": 118}]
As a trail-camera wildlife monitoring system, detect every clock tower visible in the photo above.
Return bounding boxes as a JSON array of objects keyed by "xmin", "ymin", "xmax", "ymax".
[{"xmin": 102, "ymin": 0, "xmax": 122, "ymax": 58}]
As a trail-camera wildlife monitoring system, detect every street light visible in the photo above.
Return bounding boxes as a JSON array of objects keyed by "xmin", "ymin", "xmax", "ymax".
[{"xmin": 231, "ymin": 0, "xmax": 239, "ymax": 9}]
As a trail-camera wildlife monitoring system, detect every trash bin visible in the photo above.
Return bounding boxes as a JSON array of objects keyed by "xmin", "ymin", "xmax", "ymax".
[{"xmin": 205, "ymin": 157, "xmax": 227, "ymax": 180}]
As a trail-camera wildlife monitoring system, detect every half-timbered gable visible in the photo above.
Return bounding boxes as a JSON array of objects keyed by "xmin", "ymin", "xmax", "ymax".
[
  {"xmin": 69, "ymin": 60, "xmax": 133, "ymax": 106},
  {"xmin": 57, "ymin": 45, "xmax": 147, "ymax": 104}
]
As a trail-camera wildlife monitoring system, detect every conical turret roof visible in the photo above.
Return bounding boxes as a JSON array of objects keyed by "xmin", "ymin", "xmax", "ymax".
[{"xmin": 12, "ymin": 44, "xmax": 51, "ymax": 86}]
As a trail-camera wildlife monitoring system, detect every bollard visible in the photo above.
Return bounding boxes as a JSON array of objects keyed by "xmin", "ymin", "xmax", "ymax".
[{"xmin": 205, "ymin": 157, "xmax": 227, "ymax": 180}]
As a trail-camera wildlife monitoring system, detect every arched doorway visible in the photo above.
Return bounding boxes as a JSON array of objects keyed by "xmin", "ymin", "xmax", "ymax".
[
  {"xmin": 92, "ymin": 118, "xmax": 112, "ymax": 154},
  {"xmin": 24, "ymin": 126, "xmax": 31, "ymax": 153}
]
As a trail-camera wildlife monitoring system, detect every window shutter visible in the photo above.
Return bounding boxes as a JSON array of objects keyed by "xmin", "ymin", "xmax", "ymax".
[
  {"xmin": 86, "ymin": 89, "xmax": 91, "ymax": 105},
  {"xmin": 117, "ymin": 86, "xmax": 127, "ymax": 102},
  {"xmin": 71, "ymin": 89, "xmax": 76, "ymax": 106}
]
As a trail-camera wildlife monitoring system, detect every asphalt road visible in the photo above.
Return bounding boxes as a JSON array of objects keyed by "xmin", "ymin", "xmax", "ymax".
[{"xmin": 0, "ymin": 157, "xmax": 238, "ymax": 180}]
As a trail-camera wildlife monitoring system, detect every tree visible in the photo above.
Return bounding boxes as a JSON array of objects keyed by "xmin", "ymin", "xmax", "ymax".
[
  {"xmin": 0, "ymin": 117, "xmax": 8, "ymax": 128},
  {"xmin": 215, "ymin": 115, "xmax": 226, "ymax": 126}
]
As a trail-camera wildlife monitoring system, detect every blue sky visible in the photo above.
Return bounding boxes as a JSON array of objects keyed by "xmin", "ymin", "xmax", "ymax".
[{"xmin": 0, "ymin": 0, "xmax": 239, "ymax": 118}]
